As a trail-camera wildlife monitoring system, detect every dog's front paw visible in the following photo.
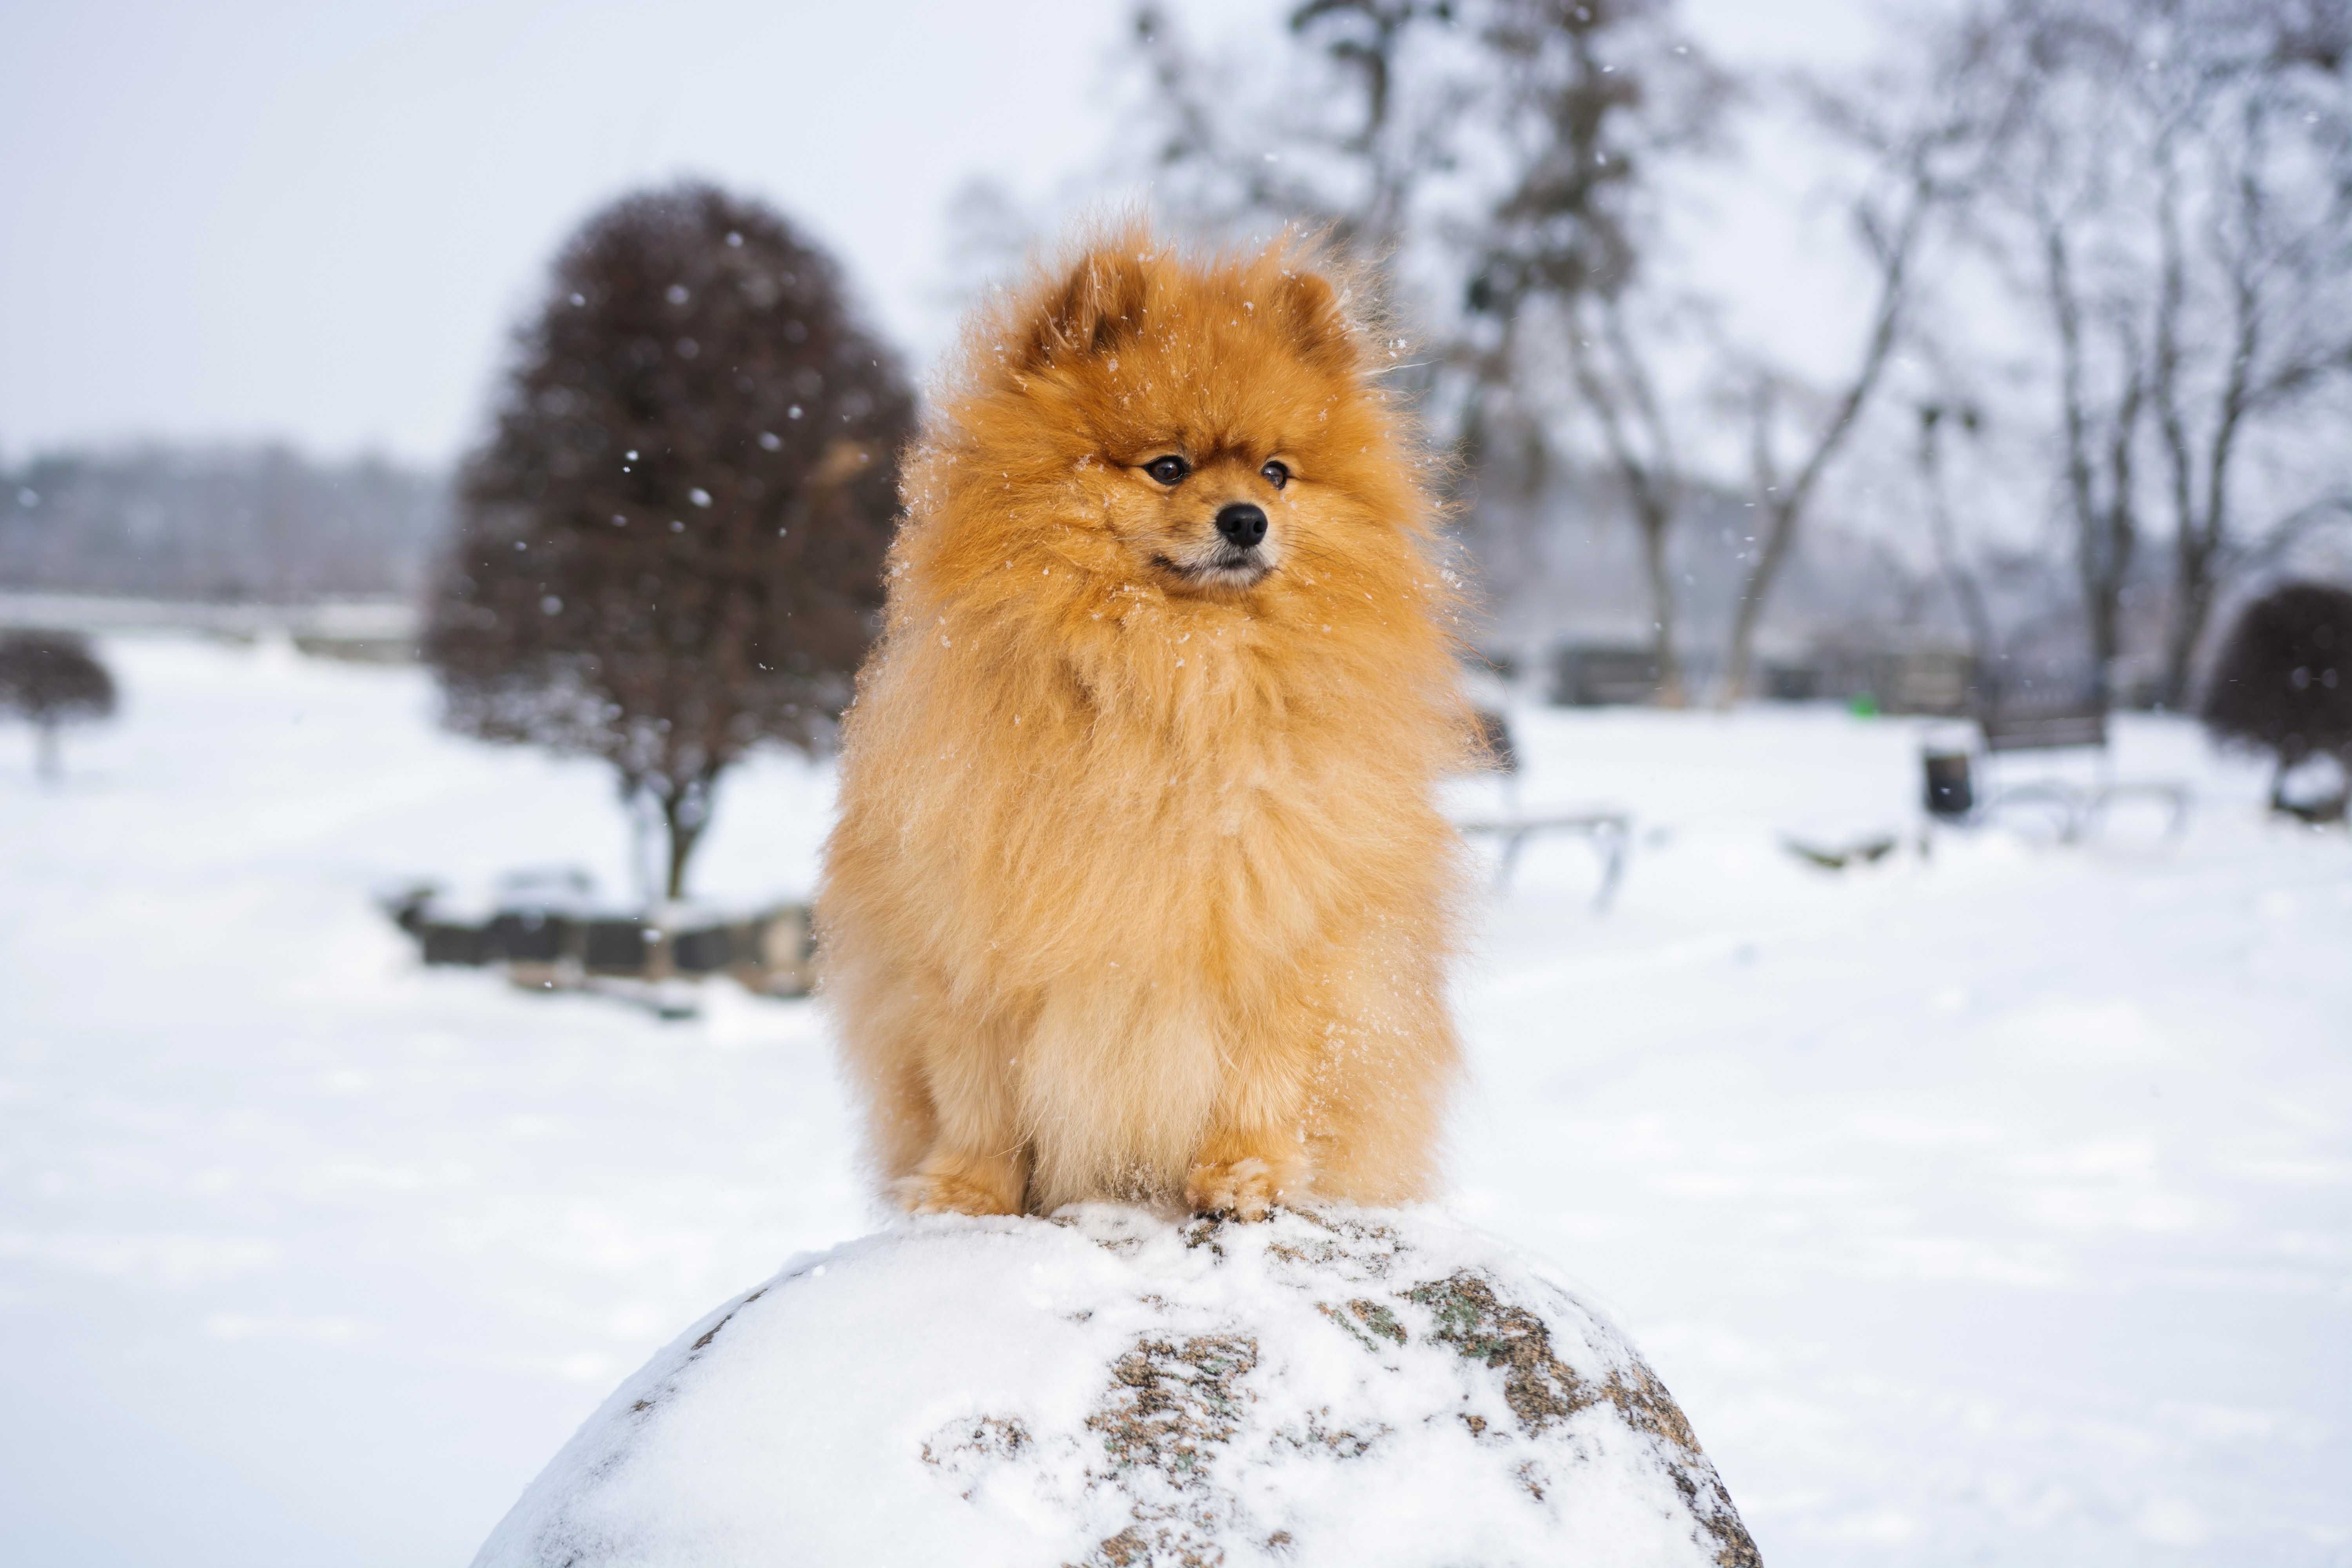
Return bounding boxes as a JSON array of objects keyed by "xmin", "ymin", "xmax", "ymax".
[
  {"xmin": 897, "ymin": 1151, "xmax": 1025, "ymax": 1217},
  {"xmin": 1185, "ymin": 1155, "xmax": 1283, "ymax": 1222}
]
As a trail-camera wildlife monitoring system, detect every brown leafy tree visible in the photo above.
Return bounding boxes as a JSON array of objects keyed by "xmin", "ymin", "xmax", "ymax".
[
  {"xmin": 0, "ymin": 630, "xmax": 117, "ymax": 782},
  {"xmin": 425, "ymin": 182, "xmax": 915, "ymax": 900},
  {"xmin": 2200, "ymin": 580, "xmax": 2352, "ymax": 807}
]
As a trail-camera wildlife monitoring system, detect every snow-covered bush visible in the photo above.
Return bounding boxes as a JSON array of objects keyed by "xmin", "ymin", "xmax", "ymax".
[
  {"xmin": 2201, "ymin": 581, "xmax": 2352, "ymax": 810},
  {"xmin": 0, "ymin": 628, "xmax": 116, "ymax": 781}
]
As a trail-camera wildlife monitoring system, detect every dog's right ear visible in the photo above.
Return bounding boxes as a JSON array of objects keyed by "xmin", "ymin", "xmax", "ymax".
[
  {"xmin": 1271, "ymin": 270, "xmax": 1358, "ymax": 376},
  {"xmin": 1024, "ymin": 250, "xmax": 1150, "ymax": 370}
]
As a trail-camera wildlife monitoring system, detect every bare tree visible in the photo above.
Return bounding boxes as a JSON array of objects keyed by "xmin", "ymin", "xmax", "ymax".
[
  {"xmin": 1128, "ymin": 0, "xmax": 1471, "ymax": 262},
  {"xmin": 1914, "ymin": 400, "xmax": 2005, "ymax": 708},
  {"xmin": 1466, "ymin": 3, "xmax": 2004, "ymax": 704},
  {"xmin": 0, "ymin": 630, "xmax": 116, "ymax": 782},
  {"xmin": 2144, "ymin": 5, "xmax": 2352, "ymax": 703},
  {"xmin": 2240, "ymin": 490, "xmax": 2352, "ymax": 576},
  {"xmin": 1461, "ymin": 0, "xmax": 1726, "ymax": 699},
  {"xmin": 1129, "ymin": 0, "xmax": 1571, "ymax": 646},
  {"xmin": 1570, "ymin": 299, "xmax": 1697, "ymax": 700},
  {"xmin": 1715, "ymin": 43, "xmax": 2021, "ymax": 704},
  {"xmin": 1918, "ymin": 5, "xmax": 2158, "ymax": 707},
  {"xmin": 1127, "ymin": 3, "xmax": 1751, "ymax": 681},
  {"xmin": 1952, "ymin": 0, "xmax": 2352, "ymax": 708},
  {"xmin": 2049, "ymin": 191, "xmax": 2150, "ymax": 707},
  {"xmin": 424, "ymin": 182, "xmax": 915, "ymax": 901}
]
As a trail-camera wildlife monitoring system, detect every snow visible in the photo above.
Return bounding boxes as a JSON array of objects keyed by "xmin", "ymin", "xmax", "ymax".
[
  {"xmin": 2, "ymin": 633, "xmax": 2348, "ymax": 1567},
  {"xmin": 475, "ymin": 1206, "xmax": 1754, "ymax": 1568}
]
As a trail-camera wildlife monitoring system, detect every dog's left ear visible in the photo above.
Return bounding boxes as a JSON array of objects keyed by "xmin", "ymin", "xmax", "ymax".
[
  {"xmin": 1272, "ymin": 270, "xmax": 1358, "ymax": 376},
  {"xmin": 1026, "ymin": 249, "xmax": 1150, "ymax": 370}
]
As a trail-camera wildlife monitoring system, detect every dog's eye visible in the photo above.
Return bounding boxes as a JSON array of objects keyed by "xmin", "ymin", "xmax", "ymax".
[
  {"xmin": 1260, "ymin": 460, "xmax": 1290, "ymax": 490},
  {"xmin": 1144, "ymin": 456, "xmax": 1191, "ymax": 486}
]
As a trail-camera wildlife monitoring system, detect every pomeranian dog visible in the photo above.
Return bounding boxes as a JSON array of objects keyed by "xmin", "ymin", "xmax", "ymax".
[{"xmin": 818, "ymin": 227, "xmax": 1470, "ymax": 1221}]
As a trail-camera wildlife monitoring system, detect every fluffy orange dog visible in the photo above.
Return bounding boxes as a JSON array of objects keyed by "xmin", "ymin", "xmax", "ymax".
[{"xmin": 819, "ymin": 228, "xmax": 1470, "ymax": 1221}]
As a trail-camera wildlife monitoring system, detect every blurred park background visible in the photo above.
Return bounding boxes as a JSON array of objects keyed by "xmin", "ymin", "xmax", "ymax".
[{"xmin": 3, "ymin": 2, "xmax": 2350, "ymax": 1566}]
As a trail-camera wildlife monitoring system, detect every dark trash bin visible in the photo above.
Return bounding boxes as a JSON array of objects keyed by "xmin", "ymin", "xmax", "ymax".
[{"xmin": 1923, "ymin": 750, "xmax": 1975, "ymax": 818}]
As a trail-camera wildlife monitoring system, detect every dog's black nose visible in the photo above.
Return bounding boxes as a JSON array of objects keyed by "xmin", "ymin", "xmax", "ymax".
[{"xmin": 1215, "ymin": 503, "xmax": 1268, "ymax": 549}]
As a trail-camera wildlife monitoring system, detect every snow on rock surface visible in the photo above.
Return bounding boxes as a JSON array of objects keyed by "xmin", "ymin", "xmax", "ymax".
[{"xmin": 473, "ymin": 1205, "xmax": 1760, "ymax": 1568}]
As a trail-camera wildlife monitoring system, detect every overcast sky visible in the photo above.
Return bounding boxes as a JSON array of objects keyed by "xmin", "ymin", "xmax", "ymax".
[{"xmin": 0, "ymin": 0, "xmax": 1884, "ymax": 467}]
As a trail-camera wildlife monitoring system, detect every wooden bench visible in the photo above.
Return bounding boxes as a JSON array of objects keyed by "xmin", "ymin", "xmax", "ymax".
[
  {"xmin": 1455, "ymin": 811, "xmax": 1633, "ymax": 907},
  {"xmin": 1927, "ymin": 702, "xmax": 2190, "ymax": 843},
  {"xmin": 1454, "ymin": 708, "xmax": 1632, "ymax": 907},
  {"xmin": 1984, "ymin": 709, "xmax": 2109, "ymax": 753}
]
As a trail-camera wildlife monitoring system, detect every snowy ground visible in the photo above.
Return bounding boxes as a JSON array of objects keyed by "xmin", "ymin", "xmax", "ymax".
[{"xmin": 1, "ymin": 634, "xmax": 2345, "ymax": 1568}]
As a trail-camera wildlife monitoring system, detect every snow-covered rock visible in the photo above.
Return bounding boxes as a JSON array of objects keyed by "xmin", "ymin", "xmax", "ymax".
[{"xmin": 472, "ymin": 1206, "xmax": 1760, "ymax": 1567}]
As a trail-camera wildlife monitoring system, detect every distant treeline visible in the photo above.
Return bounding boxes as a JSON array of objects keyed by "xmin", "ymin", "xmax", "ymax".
[{"xmin": 0, "ymin": 445, "xmax": 448, "ymax": 602}]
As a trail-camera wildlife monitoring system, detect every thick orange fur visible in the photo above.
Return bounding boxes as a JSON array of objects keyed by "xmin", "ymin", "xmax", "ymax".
[{"xmin": 818, "ymin": 226, "xmax": 1472, "ymax": 1220}]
